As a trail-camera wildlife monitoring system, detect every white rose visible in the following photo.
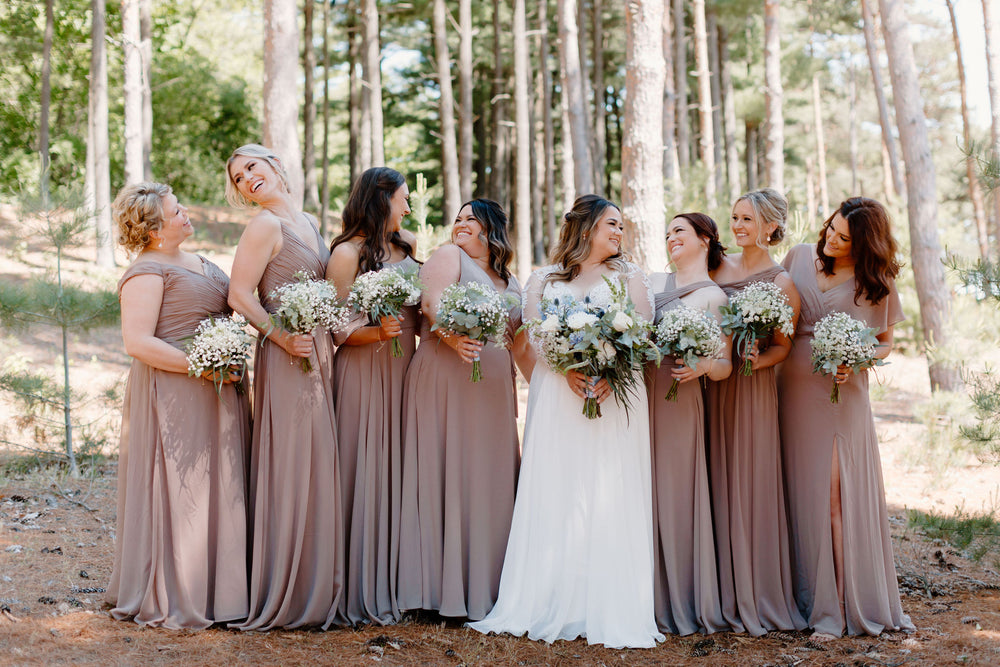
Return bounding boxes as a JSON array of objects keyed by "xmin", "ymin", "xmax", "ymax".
[
  {"xmin": 567, "ymin": 312, "xmax": 598, "ymax": 330},
  {"xmin": 540, "ymin": 315, "xmax": 561, "ymax": 333},
  {"xmin": 611, "ymin": 311, "xmax": 634, "ymax": 332}
]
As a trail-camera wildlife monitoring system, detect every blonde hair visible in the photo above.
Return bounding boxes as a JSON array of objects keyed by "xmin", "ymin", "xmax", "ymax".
[
  {"xmin": 112, "ymin": 181, "xmax": 172, "ymax": 253},
  {"xmin": 224, "ymin": 143, "xmax": 290, "ymax": 208},
  {"xmin": 735, "ymin": 187, "xmax": 787, "ymax": 246}
]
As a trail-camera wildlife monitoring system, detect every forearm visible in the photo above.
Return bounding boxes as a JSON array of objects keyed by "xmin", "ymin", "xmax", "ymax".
[
  {"xmin": 343, "ymin": 325, "xmax": 390, "ymax": 347},
  {"xmin": 124, "ymin": 336, "xmax": 191, "ymax": 374}
]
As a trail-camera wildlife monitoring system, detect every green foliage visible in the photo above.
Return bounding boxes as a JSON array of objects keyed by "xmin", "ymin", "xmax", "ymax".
[
  {"xmin": 907, "ymin": 507, "xmax": 1000, "ymax": 567},
  {"xmin": 958, "ymin": 367, "xmax": 1000, "ymax": 463}
]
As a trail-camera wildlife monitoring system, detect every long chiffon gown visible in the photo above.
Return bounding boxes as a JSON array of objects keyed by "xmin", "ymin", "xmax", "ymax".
[
  {"xmin": 108, "ymin": 257, "xmax": 250, "ymax": 629},
  {"xmin": 332, "ymin": 255, "xmax": 420, "ymax": 625},
  {"xmin": 705, "ymin": 265, "xmax": 806, "ymax": 636},
  {"xmin": 469, "ymin": 264, "xmax": 664, "ymax": 649},
  {"xmin": 397, "ymin": 249, "xmax": 521, "ymax": 621},
  {"xmin": 777, "ymin": 243, "xmax": 913, "ymax": 636},
  {"xmin": 237, "ymin": 223, "xmax": 344, "ymax": 631},
  {"xmin": 646, "ymin": 273, "xmax": 727, "ymax": 636}
]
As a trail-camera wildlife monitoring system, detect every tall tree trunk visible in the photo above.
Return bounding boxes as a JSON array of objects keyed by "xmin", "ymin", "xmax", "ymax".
[
  {"xmin": 40, "ymin": 0, "xmax": 54, "ymax": 205},
  {"xmin": 302, "ymin": 0, "xmax": 319, "ymax": 211},
  {"xmin": 692, "ymin": 0, "xmax": 715, "ymax": 208},
  {"xmin": 861, "ymin": 0, "xmax": 903, "ymax": 200},
  {"xmin": 812, "ymin": 73, "xmax": 829, "ymax": 216},
  {"xmin": 878, "ymin": 0, "xmax": 961, "ymax": 391},
  {"xmin": 983, "ymin": 0, "xmax": 1000, "ymax": 245},
  {"xmin": 560, "ymin": 86, "xmax": 576, "ymax": 211},
  {"xmin": 532, "ymin": 78, "xmax": 545, "ymax": 263},
  {"xmin": 513, "ymin": 0, "xmax": 532, "ymax": 281},
  {"xmin": 557, "ymin": 0, "xmax": 594, "ymax": 194},
  {"xmin": 745, "ymin": 119, "xmax": 759, "ymax": 191},
  {"xmin": 539, "ymin": 0, "xmax": 557, "ymax": 254},
  {"xmin": 264, "ymin": 0, "xmax": 303, "ymax": 204},
  {"xmin": 433, "ymin": 0, "xmax": 461, "ymax": 219},
  {"xmin": 139, "ymin": 0, "xmax": 152, "ymax": 180},
  {"xmin": 90, "ymin": 0, "xmax": 113, "ymax": 267},
  {"xmin": 320, "ymin": 0, "xmax": 331, "ymax": 234},
  {"xmin": 458, "ymin": 0, "xmax": 474, "ymax": 201},
  {"xmin": 591, "ymin": 0, "xmax": 606, "ymax": 195},
  {"xmin": 946, "ymin": 0, "xmax": 989, "ymax": 258},
  {"xmin": 673, "ymin": 0, "xmax": 689, "ymax": 169},
  {"xmin": 662, "ymin": 3, "xmax": 681, "ymax": 207},
  {"xmin": 849, "ymin": 63, "xmax": 859, "ymax": 194},
  {"xmin": 362, "ymin": 0, "xmax": 384, "ymax": 165},
  {"xmin": 490, "ymin": 0, "xmax": 510, "ymax": 208},
  {"xmin": 622, "ymin": 0, "xmax": 667, "ymax": 272},
  {"xmin": 707, "ymin": 9, "xmax": 723, "ymax": 196},
  {"xmin": 349, "ymin": 4, "xmax": 366, "ymax": 180},
  {"xmin": 122, "ymin": 0, "xmax": 143, "ymax": 186},
  {"xmin": 763, "ymin": 0, "xmax": 783, "ymax": 192},
  {"xmin": 719, "ymin": 23, "xmax": 740, "ymax": 202}
]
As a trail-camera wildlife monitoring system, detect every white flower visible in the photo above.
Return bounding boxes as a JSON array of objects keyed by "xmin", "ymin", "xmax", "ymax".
[
  {"xmin": 611, "ymin": 311, "xmax": 634, "ymax": 332},
  {"xmin": 540, "ymin": 314, "xmax": 561, "ymax": 333},
  {"xmin": 599, "ymin": 339, "xmax": 616, "ymax": 360},
  {"xmin": 567, "ymin": 311, "xmax": 598, "ymax": 330}
]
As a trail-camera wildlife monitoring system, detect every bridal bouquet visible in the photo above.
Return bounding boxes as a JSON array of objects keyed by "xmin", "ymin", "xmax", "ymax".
[
  {"xmin": 719, "ymin": 281, "xmax": 794, "ymax": 376},
  {"xmin": 346, "ymin": 266, "xmax": 423, "ymax": 358},
  {"xmin": 185, "ymin": 314, "xmax": 254, "ymax": 396},
  {"xmin": 524, "ymin": 277, "xmax": 653, "ymax": 419},
  {"xmin": 650, "ymin": 304, "xmax": 724, "ymax": 401},
  {"xmin": 810, "ymin": 311, "xmax": 883, "ymax": 403},
  {"xmin": 431, "ymin": 281, "xmax": 515, "ymax": 383},
  {"xmin": 269, "ymin": 271, "xmax": 351, "ymax": 372}
]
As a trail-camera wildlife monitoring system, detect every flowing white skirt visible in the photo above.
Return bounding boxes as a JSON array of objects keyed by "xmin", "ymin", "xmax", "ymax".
[{"xmin": 468, "ymin": 365, "xmax": 664, "ymax": 648}]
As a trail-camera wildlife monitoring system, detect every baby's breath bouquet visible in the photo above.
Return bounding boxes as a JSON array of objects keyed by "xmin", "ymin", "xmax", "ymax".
[
  {"xmin": 810, "ymin": 311, "xmax": 883, "ymax": 403},
  {"xmin": 185, "ymin": 314, "xmax": 253, "ymax": 396},
  {"xmin": 523, "ymin": 277, "xmax": 653, "ymax": 419},
  {"xmin": 269, "ymin": 271, "xmax": 350, "ymax": 372},
  {"xmin": 347, "ymin": 266, "xmax": 423, "ymax": 358},
  {"xmin": 431, "ymin": 281, "xmax": 515, "ymax": 382},
  {"xmin": 719, "ymin": 281, "xmax": 794, "ymax": 376},
  {"xmin": 650, "ymin": 304, "xmax": 724, "ymax": 400}
]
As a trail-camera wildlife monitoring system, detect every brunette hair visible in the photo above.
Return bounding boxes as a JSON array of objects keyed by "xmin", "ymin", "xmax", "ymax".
[
  {"xmin": 458, "ymin": 198, "xmax": 513, "ymax": 283},
  {"xmin": 224, "ymin": 144, "xmax": 290, "ymax": 208},
  {"xmin": 734, "ymin": 187, "xmax": 787, "ymax": 246},
  {"xmin": 112, "ymin": 181, "xmax": 172, "ymax": 253},
  {"xmin": 330, "ymin": 167, "xmax": 415, "ymax": 273},
  {"xmin": 817, "ymin": 197, "xmax": 901, "ymax": 305},
  {"xmin": 671, "ymin": 212, "xmax": 726, "ymax": 271},
  {"xmin": 547, "ymin": 194, "xmax": 628, "ymax": 284}
]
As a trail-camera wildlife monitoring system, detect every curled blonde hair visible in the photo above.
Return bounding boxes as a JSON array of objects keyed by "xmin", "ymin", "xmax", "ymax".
[
  {"xmin": 735, "ymin": 187, "xmax": 787, "ymax": 247},
  {"xmin": 225, "ymin": 143, "xmax": 290, "ymax": 208},
  {"xmin": 112, "ymin": 181, "xmax": 172, "ymax": 253}
]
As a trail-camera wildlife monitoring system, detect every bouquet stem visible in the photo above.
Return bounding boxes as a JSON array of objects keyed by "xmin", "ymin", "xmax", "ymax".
[
  {"xmin": 300, "ymin": 357, "xmax": 313, "ymax": 373},
  {"xmin": 739, "ymin": 338, "xmax": 755, "ymax": 376},
  {"xmin": 390, "ymin": 337, "xmax": 403, "ymax": 358},
  {"xmin": 665, "ymin": 378, "xmax": 680, "ymax": 401},
  {"xmin": 830, "ymin": 381, "xmax": 840, "ymax": 404},
  {"xmin": 470, "ymin": 352, "xmax": 482, "ymax": 383},
  {"xmin": 582, "ymin": 375, "xmax": 602, "ymax": 419}
]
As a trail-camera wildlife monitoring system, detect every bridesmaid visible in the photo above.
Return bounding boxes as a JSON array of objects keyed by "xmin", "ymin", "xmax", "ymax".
[
  {"xmin": 647, "ymin": 213, "xmax": 732, "ymax": 635},
  {"xmin": 396, "ymin": 199, "xmax": 531, "ymax": 621},
  {"xmin": 778, "ymin": 197, "xmax": 913, "ymax": 638},
  {"xmin": 108, "ymin": 182, "xmax": 249, "ymax": 629},
  {"xmin": 706, "ymin": 188, "xmax": 806, "ymax": 636},
  {"xmin": 326, "ymin": 166, "xmax": 419, "ymax": 625},
  {"xmin": 226, "ymin": 144, "xmax": 343, "ymax": 630}
]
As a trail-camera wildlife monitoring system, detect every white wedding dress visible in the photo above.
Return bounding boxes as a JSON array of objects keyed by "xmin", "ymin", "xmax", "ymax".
[{"xmin": 468, "ymin": 263, "xmax": 664, "ymax": 648}]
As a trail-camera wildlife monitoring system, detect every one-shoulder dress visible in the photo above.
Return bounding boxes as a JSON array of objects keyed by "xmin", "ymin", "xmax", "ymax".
[
  {"xmin": 108, "ymin": 257, "xmax": 250, "ymax": 629},
  {"xmin": 396, "ymin": 248, "xmax": 522, "ymax": 621}
]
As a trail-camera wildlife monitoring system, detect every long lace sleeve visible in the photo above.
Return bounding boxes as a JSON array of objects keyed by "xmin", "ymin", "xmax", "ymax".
[
  {"xmin": 623, "ymin": 262, "xmax": 654, "ymax": 322},
  {"xmin": 522, "ymin": 265, "xmax": 554, "ymax": 322}
]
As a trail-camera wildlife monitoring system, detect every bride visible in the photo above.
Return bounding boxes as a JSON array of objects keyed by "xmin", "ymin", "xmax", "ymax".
[{"xmin": 468, "ymin": 195, "xmax": 664, "ymax": 649}]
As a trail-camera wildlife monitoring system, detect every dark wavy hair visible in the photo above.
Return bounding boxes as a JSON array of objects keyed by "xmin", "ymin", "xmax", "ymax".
[
  {"xmin": 671, "ymin": 212, "xmax": 726, "ymax": 271},
  {"xmin": 547, "ymin": 194, "xmax": 628, "ymax": 285},
  {"xmin": 817, "ymin": 197, "xmax": 901, "ymax": 305},
  {"xmin": 457, "ymin": 198, "xmax": 513, "ymax": 284},
  {"xmin": 331, "ymin": 167, "xmax": 414, "ymax": 273}
]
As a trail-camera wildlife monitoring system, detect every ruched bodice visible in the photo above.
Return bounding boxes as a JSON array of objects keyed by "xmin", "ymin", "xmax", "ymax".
[
  {"xmin": 715, "ymin": 264, "xmax": 784, "ymax": 298},
  {"xmin": 258, "ymin": 224, "xmax": 330, "ymax": 312},
  {"xmin": 653, "ymin": 274, "xmax": 718, "ymax": 320}
]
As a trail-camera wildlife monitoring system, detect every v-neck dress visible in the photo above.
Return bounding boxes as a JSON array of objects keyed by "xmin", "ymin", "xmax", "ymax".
[
  {"xmin": 108, "ymin": 257, "xmax": 250, "ymax": 629},
  {"xmin": 396, "ymin": 247, "xmax": 522, "ymax": 621},
  {"xmin": 777, "ymin": 243, "xmax": 913, "ymax": 636},
  {"xmin": 237, "ymin": 222, "xmax": 345, "ymax": 630}
]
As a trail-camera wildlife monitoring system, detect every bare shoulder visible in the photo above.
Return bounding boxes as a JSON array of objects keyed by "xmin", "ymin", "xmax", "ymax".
[
  {"xmin": 398, "ymin": 228, "xmax": 417, "ymax": 246},
  {"xmin": 699, "ymin": 284, "xmax": 729, "ymax": 310},
  {"xmin": 426, "ymin": 242, "xmax": 461, "ymax": 264},
  {"xmin": 241, "ymin": 209, "xmax": 282, "ymax": 242}
]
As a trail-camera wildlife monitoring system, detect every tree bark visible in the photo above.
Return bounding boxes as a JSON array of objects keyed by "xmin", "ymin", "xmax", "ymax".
[
  {"xmin": 90, "ymin": 0, "xmax": 114, "ymax": 267},
  {"xmin": 139, "ymin": 0, "xmax": 153, "ymax": 180},
  {"xmin": 458, "ymin": 0, "xmax": 474, "ymax": 201},
  {"xmin": 539, "ymin": 0, "xmax": 557, "ymax": 254},
  {"xmin": 662, "ymin": 3, "xmax": 681, "ymax": 207},
  {"xmin": 122, "ymin": 0, "xmax": 143, "ymax": 186},
  {"xmin": 673, "ymin": 0, "xmax": 689, "ymax": 169},
  {"xmin": 707, "ymin": 9, "xmax": 723, "ymax": 196},
  {"xmin": 321, "ymin": 0, "xmax": 332, "ymax": 234},
  {"xmin": 692, "ymin": 0, "xmax": 715, "ymax": 208},
  {"xmin": 559, "ymin": 82, "xmax": 576, "ymax": 212},
  {"xmin": 719, "ymin": 23, "xmax": 740, "ymax": 202},
  {"xmin": 513, "ymin": 0, "xmax": 532, "ymax": 280},
  {"xmin": 946, "ymin": 0, "xmax": 989, "ymax": 259},
  {"xmin": 622, "ymin": 0, "xmax": 667, "ymax": 273},
  {"xmin": 591, "ymin": 0, "xmax": 606, "ymax": 195},
  {"xmin": 349, "ymin": 3, "xmax": 366, "ymax": 179},
  {"xmin": 861, "ymin": 0, "xmax": 903, "ymax": 200},
  {"xmin": 878, "ymin": 0, "xmax": 961, "ymax": 391},
  {"xmin": 40, "ymin": 0, "xmax": 54, "ymax": 205},
  {"xmin": 490, "ymin": 0, "xmax": 510, "ymax": 209},
  {"xmin": 302, "ymin": 0, "xmax": 319, "ymax": 211},
  {"xmin": 433, "ymin": 0, "xmax": 461, "ymax": 220},
  {"xmin": 763, "ymin": 0, "xmax": 783, "ymax": 192},
  {"xmin": 745, "ymin": 119, "xmax": 759, "ymax": 191},
  {"xmin": 812, "ymin": 73, "xmax": 829, "ymax": 216},
  {"xmin": 557, "ymin": 0, "xmax": 594, "ymax": 194},
  {"xmin": 361, "ymin": 0, "xmax": 384, "ymax": 166},
  {"xmin": 849, "ymin": 63, "xmax": 858, "ymax": 194},
  {"xmin": 983, "ymin": 0, "xmax": 1000, "ymax": 244},
  {"xmin": 264, "ymin": 0, "xmax": 303, "ymax": 205}
]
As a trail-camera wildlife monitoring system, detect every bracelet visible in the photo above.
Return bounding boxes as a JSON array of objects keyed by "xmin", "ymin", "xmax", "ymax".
[{"xmin": 376, "ymin": 326, "xmax": 385, "ymax": 342}]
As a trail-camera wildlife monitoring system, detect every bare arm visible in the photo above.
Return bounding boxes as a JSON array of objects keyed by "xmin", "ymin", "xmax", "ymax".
[
  {"xmin": 326, "ymin": 241, "xmax": 404, "ymax": 347},
  {"xmin": 419, "ymin": 244, "xmax": 482, "ymax": 363},
  {"xmin": 120, "ymin": 274, "xmax": 189, "ymax": 374}
]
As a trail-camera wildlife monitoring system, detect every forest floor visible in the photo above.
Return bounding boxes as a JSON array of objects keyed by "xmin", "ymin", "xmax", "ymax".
[{"xmin": 1, "ymin": 204, "xmax": 999, "ymax": 666}]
